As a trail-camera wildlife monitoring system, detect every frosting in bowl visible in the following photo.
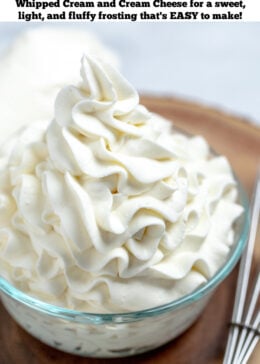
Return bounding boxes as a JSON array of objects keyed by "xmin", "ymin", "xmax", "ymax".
[{"xmin": 0, "ymin": 56, "xmax": 243, "ymax": 312}]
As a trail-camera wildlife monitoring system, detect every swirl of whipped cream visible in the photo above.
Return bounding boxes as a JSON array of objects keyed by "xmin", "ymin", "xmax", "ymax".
[{"xmin": 0, "ymin": 56, "xmax": 243, "ymax": 312}]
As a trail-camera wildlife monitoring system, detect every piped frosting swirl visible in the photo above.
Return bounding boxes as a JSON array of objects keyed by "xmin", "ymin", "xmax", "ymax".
[{"xmin": 0, "ymin": 56, "xmax": 243, "ymax": 312}]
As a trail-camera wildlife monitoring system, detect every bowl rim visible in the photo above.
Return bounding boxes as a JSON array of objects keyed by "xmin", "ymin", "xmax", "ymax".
[{"xmin": 0, "ymin": 178, "xmax": 250, "ymax": 324}]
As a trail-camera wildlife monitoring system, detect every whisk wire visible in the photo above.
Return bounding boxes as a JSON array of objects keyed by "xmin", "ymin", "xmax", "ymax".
[
  {"xmin": 223, "ymin": 172, "xmax": 260, "ymax": 364},
  {"xmin": 233, "ymin": 273, "xmax": 260, "ymax": 363}
]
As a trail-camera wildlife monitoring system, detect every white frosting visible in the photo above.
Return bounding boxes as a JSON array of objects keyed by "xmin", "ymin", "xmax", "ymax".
[
  {"xmin": 0, "ymin": 27, "xmax": 119, "ymax": 144},
  {"xmin": 0, "ymin": 56, "xmax": 243, "ymax": 313}
]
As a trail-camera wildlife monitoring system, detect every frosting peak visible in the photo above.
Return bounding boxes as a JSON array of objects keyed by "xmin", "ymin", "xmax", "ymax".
[{"xmin": 80, "ymin": 56, "xmax": 139, "ymax": 115}]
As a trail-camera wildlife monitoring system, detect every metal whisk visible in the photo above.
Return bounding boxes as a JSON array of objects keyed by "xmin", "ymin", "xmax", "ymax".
[{"xmin": 223, "ymin": 171, "xmax": 260, "ymax": 364}]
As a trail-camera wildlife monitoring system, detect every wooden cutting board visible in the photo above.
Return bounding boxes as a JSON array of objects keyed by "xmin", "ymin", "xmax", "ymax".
[{"xmin": 0, "ymin": 96, "xmax": 259, "ymax": 364}]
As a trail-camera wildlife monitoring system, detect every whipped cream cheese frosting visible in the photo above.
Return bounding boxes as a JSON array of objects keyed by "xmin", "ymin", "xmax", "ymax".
[{"xmin": 0, "ymin": 56, "xmax": 243, "ymax": 312}]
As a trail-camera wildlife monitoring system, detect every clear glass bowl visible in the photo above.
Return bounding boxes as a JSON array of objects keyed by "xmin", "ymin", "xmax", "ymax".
[{"xmin": 0, "ymin": 180, "xmax": 249, "ymax": 358}]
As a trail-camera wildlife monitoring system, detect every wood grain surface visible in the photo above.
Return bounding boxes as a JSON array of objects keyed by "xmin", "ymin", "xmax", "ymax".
[{"xmin": 0, "ymin": 96, "xmax": 259, "ymax": 364}]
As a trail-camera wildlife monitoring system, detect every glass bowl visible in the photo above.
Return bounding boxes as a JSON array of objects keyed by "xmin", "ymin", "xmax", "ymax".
[{"xmin": 0, "ymin": 179, "xmax": 249, "ymax": 358}]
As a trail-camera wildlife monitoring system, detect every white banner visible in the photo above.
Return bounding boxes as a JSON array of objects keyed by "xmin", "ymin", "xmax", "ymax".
[{"xmin": 0, "ymin": 0, "xmax": 259, "ymax": 22}]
